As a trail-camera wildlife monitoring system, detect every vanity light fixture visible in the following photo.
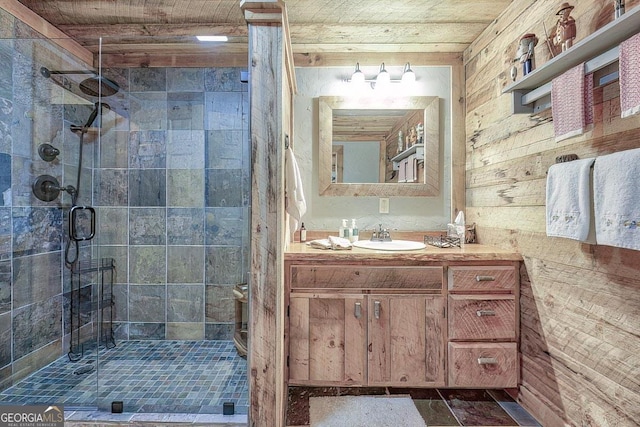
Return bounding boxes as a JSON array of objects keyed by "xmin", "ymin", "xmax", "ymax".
[
  {"xmin": 348, "ymin": 62, "xmax": 416, "ymax": 89},
  {"xmin": 196, "ymin": 35, "xmax": 229, "ymax": 42}
]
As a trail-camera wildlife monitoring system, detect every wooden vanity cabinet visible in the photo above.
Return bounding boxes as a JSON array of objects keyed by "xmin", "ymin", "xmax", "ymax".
[
  {"xmin": 286, "ymin": 258, "xmax": 521, "ymax": 389},
  {"xmin": 287, "ymin": 265, "xmax": 445, "ymax": 387}
]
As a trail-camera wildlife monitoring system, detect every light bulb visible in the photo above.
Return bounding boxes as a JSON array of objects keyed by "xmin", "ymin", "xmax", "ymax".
[
  {"xmin": 196, "ymin": 35, "xmax": 228, "ymax": 42},
  {"xmin": 376, "ymin": 63, "xmax": 390, "ymax": 88},
  {"xmin": 401, "ymin": 62, "xmax": 416, "ymax": 84},
  {"xmin": 351, "ymin": 62, "xmax": 365, "ymax": 85}
]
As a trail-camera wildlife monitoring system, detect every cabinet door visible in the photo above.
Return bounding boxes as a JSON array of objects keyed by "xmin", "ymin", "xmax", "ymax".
[
  {"xmin": 289, "ymin": 294, "xmax": 366, "ymax": 385},
  {"xmin": 368, "ymin": 295, "xmax": 445, "ymax": 386}
]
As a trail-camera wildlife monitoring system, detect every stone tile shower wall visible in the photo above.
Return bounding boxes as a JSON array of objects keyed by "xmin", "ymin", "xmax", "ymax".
[{"xmin": 97, "ymin": 67, "xmax": 249, "ymax": 341}]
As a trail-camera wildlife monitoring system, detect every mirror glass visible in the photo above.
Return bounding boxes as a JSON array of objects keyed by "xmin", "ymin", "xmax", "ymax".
[{"xmin": 319, "ymin": 96, "xmax": 439, "ymax": 197}]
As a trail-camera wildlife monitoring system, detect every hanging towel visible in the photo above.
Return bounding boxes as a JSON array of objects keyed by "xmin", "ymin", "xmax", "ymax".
[
  {"xmin": 619, "ymin": 32, "xmax": 640, "ymax": 118},
  {"xmin": 407, "ymin": 154, "xmax": 417, "ymax": 182},
  {"xmin": 551, "ymin": 63, "xmax": 594, "ymax": 142},
  {"xmin": 285, "ymin": 147, "xmax": 307, "ymax": 234},
  {"xmin": 593, "ymin": 148, "xmax": 640, "ymax": 251},
  {"xmin": 546, "ymin": 157, "xmax": 595, "ymax": 242},
  {"xmin": 397, "ymin": 158, "xmax": 407, "ymax": 182}
]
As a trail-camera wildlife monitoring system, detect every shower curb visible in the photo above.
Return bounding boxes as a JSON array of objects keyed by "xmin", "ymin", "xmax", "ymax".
[{"xmin": 65, "ymin": 410, "xmax": 247, "ymax": 426}]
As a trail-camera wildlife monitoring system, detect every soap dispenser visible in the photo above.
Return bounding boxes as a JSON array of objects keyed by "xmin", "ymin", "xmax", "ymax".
[
  {"xmin": 350, "ymin": 219, "xmax": 359, "ymax": 242},
  {"xmin": 339, "ymin": 219, "xmax": 348, "ymax": 239}
]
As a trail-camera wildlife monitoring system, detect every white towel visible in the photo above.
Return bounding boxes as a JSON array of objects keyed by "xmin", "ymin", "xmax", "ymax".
[
  {"xmin": 546, "ymin": 158, "xmax": 595, "ymax": 241},
  {"xmin": 407, "ymin": 154, "xmax": 417, "ymax": 182},
  {"xmin": 593, "ymin": 148, "xmax": 640, "ymax": 251},
  {"xmin": 306, "ymin": 236, "xmax": 352, "ymax": 250},
  {"xmin": 285, "ymin": 147, "xmax": 307, "ymax": 234}
]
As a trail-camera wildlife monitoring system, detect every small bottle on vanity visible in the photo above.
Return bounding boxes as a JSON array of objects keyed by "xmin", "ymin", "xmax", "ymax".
[{"xmin": 300, "ymin": 223, "xmax": 307, "ymax": 242}]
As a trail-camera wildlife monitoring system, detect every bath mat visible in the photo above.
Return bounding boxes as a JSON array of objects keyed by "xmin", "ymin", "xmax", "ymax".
[{"xmin": 309, "ymin": 395, "xmax": 426, "ymax": 427}]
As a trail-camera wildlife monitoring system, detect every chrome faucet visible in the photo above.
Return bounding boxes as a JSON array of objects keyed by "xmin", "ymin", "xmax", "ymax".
[{"xmin": 370, "ymin": 223, "xmax": 392, "ymax": 241}]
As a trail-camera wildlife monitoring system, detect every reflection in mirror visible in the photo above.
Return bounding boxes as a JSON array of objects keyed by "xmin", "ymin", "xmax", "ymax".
[
  {"xmin": 319, "ymin": 96, "xmax": 439, "ymax": 197},
  {"xmin": 332, "ymin": 140, "xmax": 382, "ymax": 183}
]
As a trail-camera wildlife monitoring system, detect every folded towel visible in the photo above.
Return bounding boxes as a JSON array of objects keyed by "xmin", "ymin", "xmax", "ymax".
[
  {"xmin": 306, "ymin": 236, "xmax": 352, "ymax": 250},
  {"xmin": 551, "ymin": 63, "xmax": 594, "ymax": 142},
  {"xmin": 328, "ymin": 235, "xmax": 352, "ymax": 250},
  {"xmin": 619, "ymin": 32, "xmax": 640, "ymax": 118},
  {"xmin": 307, "ymin": 239, "xmax": 332, "ymax": 250},
  {"xmin": 285, "ymin": 147, "xmax": 307, "ymax": 235},
  {"xmin": 593, "ymin": 148, "xmax": 640, "ymax": 251},
  {"xmin": 546, "ymin": 158, "xmax": 595, "ymax": 241}
]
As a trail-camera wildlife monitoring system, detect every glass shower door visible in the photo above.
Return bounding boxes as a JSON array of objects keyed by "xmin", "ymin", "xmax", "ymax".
[{"xmin": 0, "ymin": 31, "xmax": 103, "ymax": 409}]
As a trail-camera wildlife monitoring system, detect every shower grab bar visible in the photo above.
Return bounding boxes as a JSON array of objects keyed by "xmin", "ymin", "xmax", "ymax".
[{"xmin": 70, "ymin": 206, "xmax": 96, "ymax": 241}]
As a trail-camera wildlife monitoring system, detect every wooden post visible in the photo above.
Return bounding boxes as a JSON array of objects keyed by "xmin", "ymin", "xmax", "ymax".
[{"xmin": 242, "ymin": 1, "xmax": 295, "ymax": 426}]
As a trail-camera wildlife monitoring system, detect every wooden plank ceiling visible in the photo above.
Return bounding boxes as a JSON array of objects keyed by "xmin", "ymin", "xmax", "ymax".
[{"xmin": 16, "ymin": 0, "xmax": 513, "ymax": 67}]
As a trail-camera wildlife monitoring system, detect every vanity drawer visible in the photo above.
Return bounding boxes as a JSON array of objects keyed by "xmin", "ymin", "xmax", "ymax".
[
  {"xmin": 289, "ymin": 266, "xmax": 443, "ymax": 290},
  {"xmin": 448, "ymin": 342, "xmax": 518, "ymax": 388},
  {"xmin": 448, "ymin": 266, "xmax": 516, "ymax": 292},
  {"xmin": 448, "ymin": 295, "xmax": 516, "ymax": 340}
]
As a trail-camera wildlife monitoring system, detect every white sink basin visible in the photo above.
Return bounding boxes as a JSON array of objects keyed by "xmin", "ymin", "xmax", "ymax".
[{"xmin": 352, "ymin": 239, "xmax": 426, "ymax": 251}]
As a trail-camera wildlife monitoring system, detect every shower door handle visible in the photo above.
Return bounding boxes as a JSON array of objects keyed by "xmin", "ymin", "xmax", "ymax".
[{"xmin": 70, "ymin": 206, "xmax": 95, "ymax": 241}]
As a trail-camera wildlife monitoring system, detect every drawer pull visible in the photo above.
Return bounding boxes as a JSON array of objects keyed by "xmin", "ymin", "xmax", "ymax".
[
  {"xmin": 476, "ymin": 309, "xmax": 496, "ymax": 317},
  {"xmin": 354, "ymin": 302, "xmax": 362, "ymax": 319},
  {"xmin": 476, "ymin": 275, "xmax": 495, "ymax": 282},
  {"xmin": 477, "ymin": 357, "xmax": 498, "ymax": 365},
  {"xmin": 374, "ymin": 301, "xmax": 381, "ymax": 319}
]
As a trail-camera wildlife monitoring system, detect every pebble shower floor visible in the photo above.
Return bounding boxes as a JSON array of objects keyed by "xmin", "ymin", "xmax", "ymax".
[{"xmin": 0, "ymin": 340, "xmax": 248, "ymax": 414}]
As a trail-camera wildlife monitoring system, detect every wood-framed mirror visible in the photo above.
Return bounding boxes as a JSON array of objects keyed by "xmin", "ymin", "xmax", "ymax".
[{"xmin": 318, "ymin": 96, "xmax": 439, "ymax": 197}]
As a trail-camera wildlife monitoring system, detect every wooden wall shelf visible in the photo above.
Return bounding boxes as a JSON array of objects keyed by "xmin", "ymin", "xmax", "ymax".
[
  {"xmin": 391, "ymin": 143, "xmax": 424, "ymax": 168},
  {"xmin": 503, "ymin": 6, "xmax": 640, "ymax": 113}
]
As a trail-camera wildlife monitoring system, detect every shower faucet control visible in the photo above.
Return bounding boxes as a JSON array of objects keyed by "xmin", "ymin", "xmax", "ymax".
[
  {"xmin": 38, "ymin": 143, "xmax": 60, "ymax": 162},
  {"xmin": 32, "ymin": 175, "xmax": 77, "ymax": 202}
]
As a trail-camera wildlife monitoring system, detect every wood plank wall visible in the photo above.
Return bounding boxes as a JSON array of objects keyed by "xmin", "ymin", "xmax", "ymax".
[{"xmin": 464, "ymin": 1, "xmax": 640, "ymax": 426}]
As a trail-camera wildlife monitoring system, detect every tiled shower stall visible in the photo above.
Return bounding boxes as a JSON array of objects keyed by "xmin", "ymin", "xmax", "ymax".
[{"xmin": 0, "ymin": 7, "xmax": 249, "ymax": 413}]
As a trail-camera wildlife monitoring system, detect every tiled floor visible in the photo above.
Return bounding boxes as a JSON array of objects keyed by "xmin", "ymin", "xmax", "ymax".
[
  {"xmin": 286, "ymin": 386, "xmax": 541, "ymax": 427},
  {"xmin": 0, "ymin": 340, "xmax": 248, "ymax": 415}
]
